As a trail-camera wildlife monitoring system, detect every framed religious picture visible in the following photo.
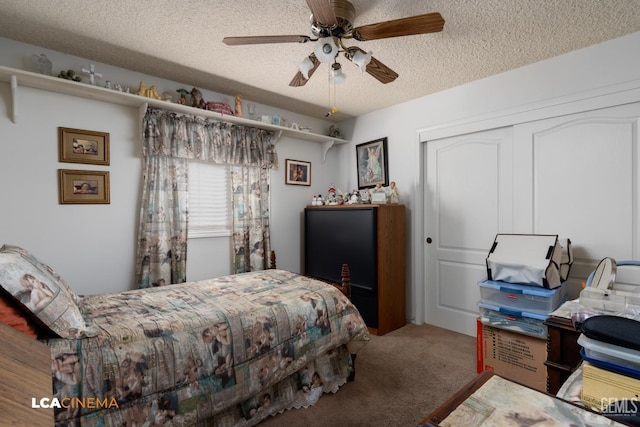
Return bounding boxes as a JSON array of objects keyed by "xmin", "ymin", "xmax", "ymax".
[
  {"xmin": 285, "ymin": 159, "xmax": 311, "ymax": 186},
  {"xmin": 356, "ymin": 137, "xmax": 389, "ymax": 189},
  {"xmin": 58, "ymin": 127, "xmax": 110, "ymax": 165},
  {"xmin": 58, "ymin": 169, "xmax": 110, "ymax": 204}
]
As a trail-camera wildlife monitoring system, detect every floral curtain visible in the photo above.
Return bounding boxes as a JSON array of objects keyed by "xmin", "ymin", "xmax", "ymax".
[
  {"xmin": 231, "ymin": 165, "xmax": 272, "ymax": 273},
  {"xmin": 136, "ymin": 108, "xmax": 278, "ymax": 288}
]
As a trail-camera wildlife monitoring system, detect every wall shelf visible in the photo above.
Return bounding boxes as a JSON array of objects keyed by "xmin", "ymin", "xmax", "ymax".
[{"xmin": 0, "ymin": 66, "xmax": 348, "ymax": 161}]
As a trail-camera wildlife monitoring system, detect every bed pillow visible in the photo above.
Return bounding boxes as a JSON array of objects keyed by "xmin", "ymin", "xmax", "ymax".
[
  {"xmin": 0, "ymin": 244, "xmax": 81, "ymax": 304},
  {"xmin": 0, "ymin": 245, "xmax": 97, "ymax": 339}
]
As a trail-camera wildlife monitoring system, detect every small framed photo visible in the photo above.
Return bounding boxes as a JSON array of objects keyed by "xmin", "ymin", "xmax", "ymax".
[
  {"xmin": 356, "ymin": 137, "xmax": 389, "ymax": 189},
  {"xmin": 285, "ymin": 159, "xmax": 311, "ymax": 186},
  {"xmin": 58, "ymin": 127, "xmax": 110, "ymax": 165},
  {"xmin": 58, "ymin": 169, "xmax": 110, "ymax": 204}
]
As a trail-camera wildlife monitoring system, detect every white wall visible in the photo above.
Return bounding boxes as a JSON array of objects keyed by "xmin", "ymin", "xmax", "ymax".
[
  {"xmin": 336, "ymin": 31, "xmax": 640, "ymax": 323},
  {"xmin": 0, "ymin": 38, "xmax": 341, "ymax": 294},
  {"xmin": 3, "ymin": 31, "xmax": 640, "ymax": 311}
]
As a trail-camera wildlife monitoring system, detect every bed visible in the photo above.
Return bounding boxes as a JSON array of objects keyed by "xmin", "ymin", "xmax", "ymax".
[{"xmin": 0, "ymin": 244, "xmax": 370, "ymax": 426}]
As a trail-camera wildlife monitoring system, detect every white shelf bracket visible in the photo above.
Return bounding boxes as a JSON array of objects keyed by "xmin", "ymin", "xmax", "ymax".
[
  {"xmin": 10, "ymin": 75, "xmax": 17, "ymax": 123},
  {"xmin": 274, "ymin": 129, "xmax": 283, "ymax": 144},
  {"xmin": 321, "ymin": 139, "xmax": 336, "ymax": 163}
]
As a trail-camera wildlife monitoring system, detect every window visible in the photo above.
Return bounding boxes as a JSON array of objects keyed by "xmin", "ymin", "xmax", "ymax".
[{"xmin": 188, "ymin": 161, "xmax": 231, "ymax": 238}]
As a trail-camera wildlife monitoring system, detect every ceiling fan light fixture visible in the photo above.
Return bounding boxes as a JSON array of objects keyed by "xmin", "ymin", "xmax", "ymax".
[
  {"xmin": 331, "ymin": 62, "xmax": 347, "ymax": 84},
  {"xmin": 314, "ymin": 37, "xmax": 338, "ymax": 63},
  {"xmin": 298, "ymin": 56, "xmax": 315, "ymax": 79},
  {"xmin": 352, "ymin": 49, "xmax": 372, "ymax": 73}
]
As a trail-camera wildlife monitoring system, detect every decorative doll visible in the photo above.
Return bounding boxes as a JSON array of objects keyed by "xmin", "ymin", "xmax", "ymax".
[{"xmin": 387, "ymin": 181, "xmax": 400, "ymax": 204}]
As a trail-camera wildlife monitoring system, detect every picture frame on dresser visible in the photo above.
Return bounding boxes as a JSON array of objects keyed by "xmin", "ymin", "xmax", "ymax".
[
  {"xmin": 58, "ymin": 169, "xmax": 110, "ymax": 204},
  {"xmin": 356, "ymin": 137, "xmax": 388, "ymax": 189},
  {"xmin": 58, "ymin": 127, "xmax": 110, "ymax": 165}
]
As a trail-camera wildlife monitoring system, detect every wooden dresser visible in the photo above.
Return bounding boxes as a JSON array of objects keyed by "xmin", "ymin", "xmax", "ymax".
[
  {"xmin": 304, "ymin": 204, "xmax": 406, "ymax": 335},
  {"xmin": 0, "ymin": 322, "xmax": 53, "ymax": 425},
  {"xmin": 544, "ymin": 315, "xmax": 582, "ymax": 394}
]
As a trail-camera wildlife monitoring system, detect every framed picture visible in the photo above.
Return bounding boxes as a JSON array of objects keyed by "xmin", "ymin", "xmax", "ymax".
[
  {"xmin": 356, "ymin": 137, "xmax": 389, "ymax": 189},
  {"xmin": 58, "ymin": 169, "xmax": 110, "ymax": 204},
  {"xmin": 58, "ymin": 127, "xmax": 110, "ymax": 165},
  {"xmin": 285, "ymin": 159, "xmax": 311, "ymax": 186}
]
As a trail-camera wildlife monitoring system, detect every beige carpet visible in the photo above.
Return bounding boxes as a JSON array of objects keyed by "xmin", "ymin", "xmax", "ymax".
[{"xmin": 259, "ymin": 323, "xmax": 477, "ymax": 427}]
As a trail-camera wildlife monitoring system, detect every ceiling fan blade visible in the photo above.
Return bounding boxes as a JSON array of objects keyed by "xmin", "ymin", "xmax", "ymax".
[
  {"xmin": 289, "ymin": 54, "xmax": 321, "ymax": 87},
  {"xmin": 306, "ymin": 0, "xmax": 337, "ymax": 26},
  {"xmin": 223, "ymin": 35, "xmax": 313, "ymax": 45},
  {"xmin": 353, "ymin": 12, "xmax": 445, "ymax": 41},
  {"xmin": 365, "ymin": 56, "xmax": 399, "ymax": 84}
]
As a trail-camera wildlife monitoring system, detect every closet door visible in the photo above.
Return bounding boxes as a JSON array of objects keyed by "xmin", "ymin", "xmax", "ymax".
[
  {"xmin": 423, "ymin": 127, "xmax": 513, "ymax": 336},
  {"xmin": 513, "ymin": 102, "xmax": 640, "ymax": 290}
]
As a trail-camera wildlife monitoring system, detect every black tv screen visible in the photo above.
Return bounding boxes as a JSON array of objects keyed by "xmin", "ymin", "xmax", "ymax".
[{"xmin": 304, "ymin": 207, "xmax": 377, "ymax": 292}]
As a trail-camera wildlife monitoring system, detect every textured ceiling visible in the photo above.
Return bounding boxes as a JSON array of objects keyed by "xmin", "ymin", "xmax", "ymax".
[{"xmin": 0, "ymin": 0, "xmax": 639, "ymax": 121}]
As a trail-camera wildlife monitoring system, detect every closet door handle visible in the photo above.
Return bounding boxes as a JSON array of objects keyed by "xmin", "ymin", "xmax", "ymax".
[{"xmin": 426, "ymin": 237, "xmax": 432, "ymax": 244}]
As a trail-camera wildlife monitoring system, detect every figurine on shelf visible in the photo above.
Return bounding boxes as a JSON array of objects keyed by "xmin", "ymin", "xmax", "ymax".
[
  {"xmin": 234, "ymin": 95, "xmax": 243, "ymax": 117},
  {"xmin": 329, "ymin": 125, "xmax": 342, "ymax": 138},
  {"xmin": 387, "ymin": 181, "xmax": 400, "ymax": 204},
  {"xmin": 176, "ymin": 88, "xmax": 189, "ymax": 105},
  {"xmin": 191, "ymin": 87, "xmax": 206, "ymax": 109},
  {"xmin": 347, "ymin": 189, "xmax": 360, "ymax": 205},
  {"xmin": 136, "ymin": 81, "xmax": 148, "ymax": 96},
  {"xmin": 147, "ymin": 85, "xmax": 162, "ymax": 100},
  {"xmin": 58, "ymin": 69, "xmax": 81, "ymax": 82},
  {"xmin": 360, "ymin": 189, "xmax": 371, "ymax": 204},
  {"xmin": 371, "ymin": 182, "xmax": 387, "ymax": 203},
  {"xmin": 31, "ymin": 53, "xmax": 52, "ymax": 75},
  {"xmin": 81, "ymin": 64, "xmax": 102, "ymax": 86},
  {"xmin": 326, "ymin": 185, "xmax": 338, "ymax": 205}
]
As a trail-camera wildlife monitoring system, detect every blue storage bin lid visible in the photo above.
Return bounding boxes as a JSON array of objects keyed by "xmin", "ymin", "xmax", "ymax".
[
  {"xmin": 478, "ymin": 301, "xmax": 548, "ymax": 321},
  {"xmin": 478, "ymin": 278, "xmax": 560, "ymax": 297}
]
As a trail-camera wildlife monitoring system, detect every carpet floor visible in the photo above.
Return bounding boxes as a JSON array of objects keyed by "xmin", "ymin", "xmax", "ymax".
[{"xmin": 258, "ymin": 322, "xmax": 477, "ymax": 427}]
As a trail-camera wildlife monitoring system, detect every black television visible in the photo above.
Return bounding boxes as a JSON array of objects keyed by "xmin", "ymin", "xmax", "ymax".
[{"xmin": 304, "ymin": 206, "xmax": 379, "ymax": 326}]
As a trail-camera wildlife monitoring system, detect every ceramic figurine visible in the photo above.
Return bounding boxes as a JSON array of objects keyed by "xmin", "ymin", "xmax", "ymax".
[
  {"xmin": 191, "ymin": 87, "xmax": 206, "ymax": 109},
  {"xmin": 58, "ymin": 69, "xmax": 81, "ymax": 82},
  {"xmin": 360, "ymin": 189, "xmax": 371, "ymax": 203},
  {"xmin": 235, "ymin": 95, "xmax": 243, "ymax": 117},
  {"xmin": 31, "ymin": 53, "xmax": 53, "ymax": 75},
  {"xmin": 387, "ymin": 181, "xmax": 399, "ymax": 203},
  {"xmin": 347, "ymin": 190, "xmax": 360, "ymax": 204},
  {"xmin": 136, "ymin": 81, "xmax": 147, "ymax": 96},
  {"xmin": 147, "ymin": 86, "xmax": 162, "ymax": 100},
  {"xmin": 176, "ymin": 88, "xmax": 189, "ymax": 105},
  {"xmin": 326, "ymin": 185, "xmax": 338, "ymax": 205}
]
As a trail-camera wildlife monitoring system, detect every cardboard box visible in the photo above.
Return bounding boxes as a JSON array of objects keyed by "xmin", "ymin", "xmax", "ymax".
[
  {"xmin": 582, "ymin": 361, "xmax": 640, "ymax": 412},
  {"xmin": 476, "ymin": 318, "xmax": 547, "ymax": 392}
]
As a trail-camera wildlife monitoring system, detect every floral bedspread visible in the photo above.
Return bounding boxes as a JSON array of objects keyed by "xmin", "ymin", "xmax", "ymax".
[{"xmin": 47, "ymin": 269, "xmax": 370, "ymax": 426}]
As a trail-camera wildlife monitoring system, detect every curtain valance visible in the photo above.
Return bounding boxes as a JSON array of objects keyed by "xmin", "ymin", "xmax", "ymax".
[{"xmin": 142, "ymin": 107, "xmax": 279, "ymax": 168}]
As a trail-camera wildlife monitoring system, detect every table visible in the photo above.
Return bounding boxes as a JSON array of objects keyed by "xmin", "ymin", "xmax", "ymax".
[{"xmin": 419, "ymin": 371, "xmax": 628, "ymax": 426}]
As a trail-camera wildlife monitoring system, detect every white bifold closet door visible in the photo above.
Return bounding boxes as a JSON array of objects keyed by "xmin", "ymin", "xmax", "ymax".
[{"xmin": 423, "ymin": 102, "xmax": 640, "ymax": 337}]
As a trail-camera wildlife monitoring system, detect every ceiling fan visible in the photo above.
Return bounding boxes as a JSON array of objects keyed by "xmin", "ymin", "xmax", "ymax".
[{"xmin": 222, "ymin": 0, "xmax": 445, "ymax": 87}]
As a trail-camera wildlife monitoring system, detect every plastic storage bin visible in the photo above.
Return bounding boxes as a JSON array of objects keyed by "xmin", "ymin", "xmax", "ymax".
[
  {"xmin": 478, "ymin": 279, "xmax": 566, "ymax": 314},
  {"xmin": 478, "ymin": 302, "xmax": 548, "ymax": 338},
  {"xmin": 580, "ymin": 349, "xmax": 640, "ymax": 380},
  {"xmin": 578, "ymin": 333, "xmax": 640, "ymax": 371}
]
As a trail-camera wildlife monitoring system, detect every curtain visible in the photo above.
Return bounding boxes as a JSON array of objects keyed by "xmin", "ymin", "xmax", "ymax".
[
  {"xmin": 231, "ymin": 165, "xmax": 271, "ymax": 273},
  {"xmin": 136, "ymin": 108, "xmax": 278, "ymax": 288}
]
